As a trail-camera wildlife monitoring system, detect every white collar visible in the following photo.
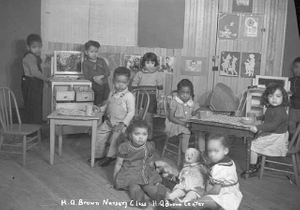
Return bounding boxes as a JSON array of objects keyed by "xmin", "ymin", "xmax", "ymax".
[{"xmin": 174, "ymin": 96, "xmax": 194, "ymax": 107}]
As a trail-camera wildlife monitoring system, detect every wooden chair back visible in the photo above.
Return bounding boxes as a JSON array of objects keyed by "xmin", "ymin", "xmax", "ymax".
[
  {"xmin": 0, "ymin": 87, "xmax": 21, "ymax": 131},
  {"xmin": 163, "ymin": 90, "xmax": 178, "ymax": 120},
  {"xmin": 132, "ymin": 89, "xmax": 150, "ymax": 120}
]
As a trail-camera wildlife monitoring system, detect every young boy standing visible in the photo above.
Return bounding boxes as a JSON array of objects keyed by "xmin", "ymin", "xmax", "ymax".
[
  {"xmin": 82, "ymin": 40, "xmax": 110, "ymax": 106},
  {"xmin": 22, "ymin": 34, "xmax": 50, "ymax": 124}
]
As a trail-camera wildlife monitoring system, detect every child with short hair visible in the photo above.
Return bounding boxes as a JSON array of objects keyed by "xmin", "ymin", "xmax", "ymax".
[
  {"xmin": 113, "ymin": 119, "xmax": 166, "ymax": 205},
  {"xmin": 22, "ymin": 34, "xmax": 50, "ymax": 124},
  {"xmin": 171, "ymin": 134, "xmax": 242, "ymax": 210},
  {"xmin": 93, "ymin": 67, "xmax": 135, "ymax": 167},
  {"xmin": 131, "ymin": 52, "xmax": 163, "ymax": 139},
  {"xmin": 288, "ymin": 57, "xmax": 300, "ymax": 135},
  {"xmin": 165, "ymin": 79, "xmax": 201, "ymax": 154},
  {"xmin": 242, "ymin": 83, "xmax": 289, "ymax": 177},
  {"xmin": 82, "ymin": 40, "xmax": 110, "ymax": 106}
]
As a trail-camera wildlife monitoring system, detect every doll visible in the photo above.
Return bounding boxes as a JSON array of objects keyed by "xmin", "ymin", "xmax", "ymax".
[{"xmin": 167, "ymin": 148, "xmax": 208, "ymax": 202}]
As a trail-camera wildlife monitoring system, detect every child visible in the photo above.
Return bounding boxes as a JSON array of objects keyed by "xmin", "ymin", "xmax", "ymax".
[
  {"xmin": 167, "ymin": 148, "xmax": 208, "ymax": 202},
  {"xmin": 242, "ymin": 83, "xmax": 289, "ymax": 177},
  {"xmin": 131, "ymin": 52, "xmax": 164, "ymax": 139},
  {"xmin": 93, "ymin": 67, "xmax": 135, "ymax": 167},
  {"xmin": 171, "ymin": 134, "xmax": 242, "ymax": 210},
  {"xmin": 22, "ymin": 34, "xmax": 50, "ymax": 124},
  {"xmin": 113, "ymin": 119, "xmax": 166, "ymax": 205},
  {"xmin": 82, "ymin": 40, "xmax": 110, "ymax": 106},
  {"xmin": 165, "ymin": 79, "xmax": 201, "ymax": 154},
  {"xmin": 288, "ymin": 57, "xmax": 300, "ymax": 135}
]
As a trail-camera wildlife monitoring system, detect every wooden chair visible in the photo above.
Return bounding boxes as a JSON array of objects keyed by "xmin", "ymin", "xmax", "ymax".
[
  {"xmin": 161, "ymin": 91, "xmax": 197, "ymax": 168},
  {"xmin": 132, "ymin": 88, "xmax": 150, "ymax": 120},
  {"xmin": 0, "ymin": 87, "xmax": 41, "ymax": 167},
  {"xmin": 259, "ymin": 124, "xmax": 300, "ymax": 186}
]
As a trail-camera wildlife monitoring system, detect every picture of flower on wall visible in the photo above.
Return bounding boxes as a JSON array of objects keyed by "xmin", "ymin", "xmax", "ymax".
[{"xmin": 181, "ymin": 57, "xmax": 206, "ymax": 76}]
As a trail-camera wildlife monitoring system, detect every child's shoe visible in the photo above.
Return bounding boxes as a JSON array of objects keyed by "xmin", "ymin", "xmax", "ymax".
[{"xmin": 240, "ymin": 164, "xmax": 259, "ymax": 178}]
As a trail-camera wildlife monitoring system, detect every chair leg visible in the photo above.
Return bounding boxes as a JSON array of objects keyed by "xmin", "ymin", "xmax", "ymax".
[
  {"xmin": 161, "ymin": 136, "xmax": 169, "ymax": 157},
  {"xmin": 296, "ymin": 153, "xmax": 300, "ymax": 174},
  {"xmin": 22, "ymin": 135, "xmax": 27, "ymax": 167},
  {"xmin": 0, "ymin": 134, "xmax": 3, "ymax": 151},
  {"xmin": 292, "ymin": 154, "xmax": 299, "ymax": 186},
  {"xmin": 259, "ymin": 156, "xmax": 266, "ymax": 180},
  {"xmin": 177, "ymin": 135, "xmax": 182, "ymax": 168},
  {"xmin": 37, "ymin": 129, "xmax": 42, "ymax": 148}
]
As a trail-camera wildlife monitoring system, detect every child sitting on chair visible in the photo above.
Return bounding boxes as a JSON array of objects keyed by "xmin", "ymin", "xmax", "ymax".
[
  {"xmin": 167, "ymin": 148, "xmax": 208, "ymax": 202},
  {"xmin": 90, "ymin": 67, "xmax": 135, "ymax": 167}
]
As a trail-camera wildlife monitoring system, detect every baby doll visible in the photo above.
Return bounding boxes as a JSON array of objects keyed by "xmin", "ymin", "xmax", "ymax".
[{"xmin": 167, "ymin": 148, "xmax": 208, "ymax": 202}]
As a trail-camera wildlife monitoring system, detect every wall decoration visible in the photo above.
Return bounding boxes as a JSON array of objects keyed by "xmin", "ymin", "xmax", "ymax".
[
  {"xmin": 123, "ymin": 54, "xmax": 142, "ymax": 72},
  {"xmin": 160, "ymin": 56, "xmax": 175, "ymax": 74},
  {"xmin": 241, "ymin": 53, "xmax": 261, "ymax": 78},
  {"xmin": 232, "ymin": 0, "xmax": 253, "ymax": 13},
  {"xmin": 240, "ymin": 15, "xmax": 263, "ymax": 40},
  {"xmin": 98, "ymin": 53, "xmax": 121, "ymax": 71},
  {"xmin": 53, "ymin": 51, "xmax": 84, "ymax": 75},
  {"xmin": 218, "ymin": 13, "xmax": 240, "ymax": 40},
  {"xmin": 181, "ymin": 57, "xmax": 206, "ymax": 76},
  {"xmin": 220, "ymin": 51, "xmax": 240, "ymax": 77}
]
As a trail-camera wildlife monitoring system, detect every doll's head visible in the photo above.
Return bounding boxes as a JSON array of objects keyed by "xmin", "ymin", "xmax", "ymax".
[
  {"xmin": 84, "ymin": 40, "xmax": 100, "ymax": 61},
  {"xmin": 26, "ymin": 34, "xmax": 42, "ymax": 56},
  {"xmin": 184, "ymin": 148, "xmax": 201, "ymax": 164}
]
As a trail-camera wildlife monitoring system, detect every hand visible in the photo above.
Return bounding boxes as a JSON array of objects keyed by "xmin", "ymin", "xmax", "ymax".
[
  {"xmin": 105, "ymin": 183, "xmax": 114, "ymax": 189},
  {"xmin": 249, "ymin": 126, "xmax": 258, "ymax": 133},
  {"xmin": 113, "ymin": 123, "xmax": 125, "ymax": 133}
]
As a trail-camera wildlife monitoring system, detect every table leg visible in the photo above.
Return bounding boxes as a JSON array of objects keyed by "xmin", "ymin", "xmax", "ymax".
[
  {"xmin": 245, "ymin": 137, "xmax": 252, "ymax": 179},
  {"xmin": 91, "ymin": 120, "xmax": 97, "ymax": 167},
  {"xmin": 58, "ymin": 125, "xmax": 63, "ymax": 156},
  {"xmin": 50, "ymin": 119, "xmax": 55, "ymax": 165}
]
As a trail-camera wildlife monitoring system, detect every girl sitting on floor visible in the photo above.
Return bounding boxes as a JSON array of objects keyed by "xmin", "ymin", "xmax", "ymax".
[{"xmin": 113, "ymin": 119, "xmax": 167, "ymax": 206}]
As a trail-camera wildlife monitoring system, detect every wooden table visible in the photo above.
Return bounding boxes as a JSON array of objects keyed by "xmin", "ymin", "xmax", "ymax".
[
  {"xmin": 47, "ymin": 110, "xmax": 101, "ymax": 167},
  {"xmin": 188, "ymin": 115, "xmax": 258, "ymax": 179}
]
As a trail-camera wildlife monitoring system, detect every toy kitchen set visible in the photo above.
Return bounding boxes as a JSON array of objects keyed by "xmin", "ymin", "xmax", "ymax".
[{"xmin": 50, "ymin": 51, "xmax": 95, "ymax": 134}]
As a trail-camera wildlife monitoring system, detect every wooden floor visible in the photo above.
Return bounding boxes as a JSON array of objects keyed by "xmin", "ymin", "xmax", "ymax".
[{"xmin": 0, "ymin": 118, "xmax": 300, "ymax": 210}]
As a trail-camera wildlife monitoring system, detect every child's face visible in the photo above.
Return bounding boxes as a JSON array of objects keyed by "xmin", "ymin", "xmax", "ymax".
[
  {"xmin": 86, "ymin": 46, "xmax": 98, "ymax": 61},
  {"xmin": 207, "ymin": 139, "xmax": 228, "ymax": 163},
  {"xmin": 178, "ymin": 86, "xmax": 192, "ymax": 102},
  {"xmin": 185, "ymin": 148, "xmax": 200, "ymax": 164},
  {"xmin": 268, "ymin": 89, "xmax": 283, "ymax": 107},
  {"xmin": 293, "ymin": 62, "xmax": 300, "ymax": 76},
  {"xmin": 28, "ymin": 41, "xmax": 42, "ymax": 56},
  {"xmin": 145, "ymin": 60, "xmax": 155, "ymax": 70},
  {"xmin": 113, "ymin": 75, "xmax": 129, "ymax": 92},
  {"xmin": 130, "ymin": 127, "xmax": 148, "ymax": 147}
]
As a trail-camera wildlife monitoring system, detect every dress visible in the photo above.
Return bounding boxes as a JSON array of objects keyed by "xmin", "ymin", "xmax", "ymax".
[
  {"xmin": 115, "ymin": 141, "xmax": 162, "ymax": 189},
  {"xmin": 251, "ymin": 106, "xmax": 289, "ymax": 156},
  {"xmin": 165, "ymin": 96, "xmax": 200, "ymax": 137},
  {"xmin": 207, "ymin": 156, "xmax": 242, "ymax": 210},
  {"xmin": 82, "ymin": 58, "xmax": 110, "ymax": 105},
  {"xmin": 173, "ymin": 163, "xmax": 207, "ymax": 197}
]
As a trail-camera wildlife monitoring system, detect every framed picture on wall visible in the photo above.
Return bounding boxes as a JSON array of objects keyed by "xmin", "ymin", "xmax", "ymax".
[
  {"xmin": 241, "ymin": 52, "xmax": 261, "ymax": 78},
  {"xmin": 218, "ymin": 13, "xmax": 240, "ymax": 40},
  {"xmin": 160, "ymin": 56, "xmax": 175, "ymax": 74},
  {"xmin": 181, "ymin": 57, "xmax": 206, "ymax": 76},
  {"xmin": 98, "ymin": 53, "xmax": 121, "ymax": 71},
  {"xmin": 252, "ymin": 75, "xmax": 290, "ymax": 91},
  {"xmin": 232, "ymin": 0, "xmax": 253, "ymax": 13},
  {"xmin": 240, "ymin": 14, "xmax": 263, "ymax": 40},
  {"xmin": 219, "ymin": 51, "xmax": 240, "ymax": 77},
  {"xmin": 123, "ymin": 54, "xmax": 142, "ymax": 72}
]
